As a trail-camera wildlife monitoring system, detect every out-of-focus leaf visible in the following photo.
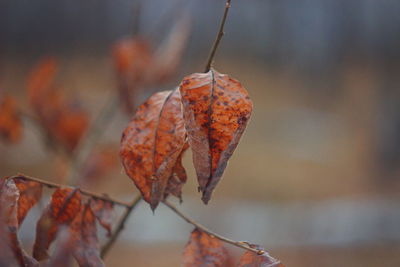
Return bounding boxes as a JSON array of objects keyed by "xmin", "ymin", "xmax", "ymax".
[
  {"xmin": 238, "ymin": 244, "xmax": 285, "ymax": 267},
  {"xmin": 90, "ymin": 198, "xmax": 115, "ymax": 237},
  {"xmin": 44, "ymin": 228, "xmax": 74, "ymax": 267},
  {"xmin": 81, "ymin": 145, "xmax": 119, "ymax": 183},
  {"xmin": 33, "ymin": 188, "xmax": 81, "ymax": 261},
  {"xmin": 120, "ymin": 89, "xmax": 187, "ymax": 210},
  {"xmin": 179, "ymin": 69, "xmax": 253, "ymax": 204},
  {"xmin": 182, "ymin": 229, "xmax": 230, "ymax": 267},
  {"xmin": 164, "ymin": 142, "xmax": 189, "ymax": 202},
  {"xmin": 27, "ymin": 57, "xmax": 89, "ymax": 152},
  {"xmin": 0, "ymin": 94, "xmax": 22, "ymax": 143},
  {"xmin": 0, "ymin": 177, "xmax": 39, "ymax": 266},
  {"xmin": 69, "ymin": 201, "xmax": 104, "ymax": 267}
]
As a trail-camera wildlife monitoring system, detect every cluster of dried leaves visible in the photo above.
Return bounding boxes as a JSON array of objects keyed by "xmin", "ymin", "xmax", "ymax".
[{"xmin": 0, "ymin": 175, "xmax": 114, "ymax": 267}]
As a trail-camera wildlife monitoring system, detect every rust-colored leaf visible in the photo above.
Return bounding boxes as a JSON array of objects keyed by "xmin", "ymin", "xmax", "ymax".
[
  {"xmin": 182, "ymin": 229, "xmax": 230, "ymax": 267},
  {"xmin": 33, "ymin": 188, "xmax": 82, "ymax": 261},
  {"xmin": 0, "ymin": 177, "xmax": 39, "ymax": 266},
  {"xmin": 179, "ymin": 69, "xmax": 253, "ymax": 204},
  {"xmin": 120, "ymin": 89, "xmax": 187, "ymax": 210},
  {"xmin": 27, "ymin": 57, "xmax": 89, "ymax": 152},
  {"xmin": 69, "ymin": 201, "xmax": 104, "ymax": 267},
  {"xmin": 0, "ymin": 94, "xmax": 22, "ymax": 143},
  {"xmin": 164, "ymin": 142, "xmax": 189, "ymax": 202},
  {"xmin": 90, "ymin": 198, "xmax": 115, "ymax": 237},
  {"xmin": 238, "ymin": 245, "xmax": 285, "ymax": 267}
]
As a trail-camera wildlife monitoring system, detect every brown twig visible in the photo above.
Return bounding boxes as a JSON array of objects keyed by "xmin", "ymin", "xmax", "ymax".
[
  {"xmin": 9, "ymin": 174, "xmax": 131, "ymax": 208},
  {"xmin": 163, "ymin": 199, "xmax": 265, "ymax": 255},
  {"xmin": 204, "ymin": 0, "xmax": 232, "ymax": 72},
  {"xmin": 100, "ymin": 195, "xmax": 142, "ymax": 258}
]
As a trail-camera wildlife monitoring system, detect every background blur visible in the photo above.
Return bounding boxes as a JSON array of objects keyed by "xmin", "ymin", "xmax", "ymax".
[{"xmin": 1, "ymin": 0, "xmax": 400, "ymax": 266}]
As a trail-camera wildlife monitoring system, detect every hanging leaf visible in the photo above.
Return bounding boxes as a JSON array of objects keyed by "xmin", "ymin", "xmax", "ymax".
[
  {"xmin": 238, "ymin": 244, "xmax": 285, "ymax": 267},
  {"xmin": 27, "ymin": 57, "xmax": 89, "ymax": 152},
  {"xmin": 90, "ymin": 198, "xmax": 115, "ymax": 237},
  {"xmin": 33, "ymin": 188, "xmax": 81, "ymax": 261},
  {"xmin": 0, "ymin": 94, "xmax": 22, "ymax": 143},
  {"xmin": 120, "ymin": 89, "xmax": 187, "ymax": 210},
  {"xmin": 69, "ymin": 201, "xmax": 104, "ymax": 267},
  {"xmin": 44, "ymin": 228, "xmax": 74, "ymax": 267},
  {"xmin": 164, "ymin": 142, "xmax": 189, "ymax": 202},
  {"xmin": 179, "ymin": 69, "xmax": 253, "ymax": 204},
  {"xmin": 0, "ymin": 177, "xmax": 39, "ymax": 266},
  {"xmin": 182, "ymin": 229, "xmax": 230, "ymax": 267}
]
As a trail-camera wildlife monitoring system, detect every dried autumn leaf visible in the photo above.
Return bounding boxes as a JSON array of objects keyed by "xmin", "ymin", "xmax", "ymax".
[
  {"xmin": 0, "ymin": 177, "xmax": 39, "ymax": 266},
  {"xmin": 45, "ymin": 228, "xmax": 74, "ymax": 267},
  {"xmin": 238, "ymin": 245, "xmax": 285, "ymax": 267},
  {"xmin": 27, "ymin": 58, "xmax": 89, "ymax": 151},
  {"xmin": 33, "ymin": 188, "xmax": 81, "ymax": 261},
  {"xmin": 81, "ymin": 145, "xmax": 119, "ymax": 183},
  {"xmin": 113, "ymin": 37, "xmax": 153, "ymax": 113},
  {"xmin": 0, "ymin": 94, "xmax": 22, "ymax": 143},
  {"xmin": 182, "ymin": 229, "xmax": 230, "ymax": 267},
  {"xmin": 69, "ymin": 201, "xmax": 104, "ymax": 267},
  {"xmin": 120, "ymin": 89, "xmax": 186, "ymax": 210},
  {"xmin": 179, "ymin": 69, "xmax": 253, "ymax": 204},
  {"xmin": 90, "ymin": 198, "xmax": 115, "ymax": 237},
  {"xmin": 164, "ymin": 142, "xmax": 189, "ymax": 202}
]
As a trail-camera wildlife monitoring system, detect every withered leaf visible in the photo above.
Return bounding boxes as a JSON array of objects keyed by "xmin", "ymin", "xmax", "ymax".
[
  {"xmin": 238, "ymin": 245, "xmax": 285, "ymax": 267},
  {"xmin": 182, "ymin": 229, "xmax": 230, "ymax": 267},
  {"xmin": 44, "ymin": 228, "xmax": 74, "ymax": 267},
  {"xmin": 120, "ymin": 89, "xmax": 186, "ymax": 210},
  {"xmin": 90, "ymin": 198, "xmax": 115, "ymax": 237},
  {"xmin": 179, "ymin": 69, "xmax": 253, "ymax": 204},
  {"xmin": 33, "ymin": 188, "xmax": 82, "ymax": 261},
  {"xmin": 69, "ymin": 201, "xmax": 104, "ymax": 267},
  {"xmin": 27, "ymin": 57, "xmax": 89, "ymax": 152},
  {"xmin": 0, "ymin": 94, "xmax": 22, "ymax": 143},
  {"xmin": 0, "ymin": 177, "xmax": 39, "ymax": 266}
]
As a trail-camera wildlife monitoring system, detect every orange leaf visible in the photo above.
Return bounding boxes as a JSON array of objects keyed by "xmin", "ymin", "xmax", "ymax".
[
  {"xmin": 182, "ymin": 229, "xmax": 230, "ymax": 267},
  {"xmin": 33, "ymin": 188, "xmax": 81, "ymax": 261},
  {"xmin": 238, "ymin": 245, "xmax": 285, "ymax": 267},
  {"xmin": 179, "ymin": 69, "xmax": 253, "ymax": 204},
  {"xmin": 120, "ymin": 89, "xmax": 187, "ymax": 210},
  {"xmin": 0, "ymin": 95, "xmax": 22, "ymax": 143},
  {"xmin": 90, "ymin": 198, "xmax": 115, "ymax": 237},
  {"xmin": 69, "ymin": 201, "xmax": 104, "ymax": 267}
]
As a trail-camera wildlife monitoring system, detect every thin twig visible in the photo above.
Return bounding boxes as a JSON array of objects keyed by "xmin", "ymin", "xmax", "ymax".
[
  {"xmin": 101, "ymin": 195, "xmax": 142, "ymax": 258},
  {"xmin": 67, "ymin": 95, "xmax": 119, "ymax": 185},
  {"xmin": 163, "ymin": 199, "xmax": 265, "ymax": 255},
  {"xmin": 9, "ymin": 174, "xmax": 130, "ymax": 208},
  {"xmin": 204, "ymin": 0, "xmax": 232, "ymax": 72}
]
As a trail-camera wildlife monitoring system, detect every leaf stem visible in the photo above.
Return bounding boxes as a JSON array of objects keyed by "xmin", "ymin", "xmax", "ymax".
[
  {"xmin": 9, "ymin": 174, "xmax": 131, "ymax": 208},
  {"xmin": 204, "ymin": 0, "xmax": 232, "ymax": 73},
  {"xmin": 100, "ymin": 195, "xmax": 142, "ymax": 258},
  {"xmin": 163, "ymin": 199, "xmax": 265, "ymax": 255}
]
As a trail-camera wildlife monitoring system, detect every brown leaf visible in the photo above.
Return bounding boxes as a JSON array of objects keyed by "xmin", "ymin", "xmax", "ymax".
[
  {"xmin": 33, "ymin": 188, "xmax": 82, "ymax": 261},
  {"xmin": 238, "ymin": 245, "xmax": 285, "ymax": 267},
  {"xmin": 120, "ymin": 89, "xmax": 187, "ymax": 210},
  {"xmin": 0, "ymin": 94, "xmax": 22, "ymax": 143},
  {"xmin": 90, "ymin": 198, "xmax": 115, "ymax": 237},
  {"xmin": 44, "ymin": 228, "xmax": 74, "ymax": 267},
  {"xmin": 81, "ymin": 145, "xmax": 119, "ymax": 183},
  {"xmin": 182, "ymin": 229, "xmax": 230, "ymax": 267},
  {"xmin": 179, "ymin": 69, "xmax": 253, "ymax": 204},
  {"xmin": 164, "ymin": 142, "xmax": 189, "ymax": 202},
  {"xmin": 27, "ymin": 57, "xmax": 89, "ymax": 151},
  {"xmin": 69, "ymin": 201, "xmax": 104, "ymax": 267},
  {"xmin": 0, "ymin": 177, "xmax": 39, "ymax": 266}
]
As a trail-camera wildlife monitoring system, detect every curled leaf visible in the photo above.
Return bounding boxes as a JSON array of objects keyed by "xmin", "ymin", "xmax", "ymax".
[
  {"xmin": 90, "ymin": 198, "xmax": 115, "ymax": 237},
  {"xmin": 182, "ymin": 229, "xmax": 230, "ymax": 267},
  {"xmin": 33, "ymin": 188, "xmax": 82, "ymax": 261},
  {"xmin": 69, "ymin": 201, "xmax": 104, "ymax": 267},
  {"xmin": 179, "ymin": 69, "xmax": 253, "ymax": 204},
  {"xmin": 120, "ymin": 89, "xmax": 187, "ymax": 210},
  {"xmin": 0, "ymin": 94, "xmax": 22, "ymax": 143},
  {"xmin": 238, "ymin": 244, "xmax": 284, "ymax": 267}
]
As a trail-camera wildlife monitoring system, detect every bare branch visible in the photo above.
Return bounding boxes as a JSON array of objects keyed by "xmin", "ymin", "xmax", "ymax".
[
  {"xmin": 204, "ymin": 0, "xmax": 232, "ymax": 72},
  {"xmin": 163, "ymin": 199, "xmax": 265, "ymax": 255}
]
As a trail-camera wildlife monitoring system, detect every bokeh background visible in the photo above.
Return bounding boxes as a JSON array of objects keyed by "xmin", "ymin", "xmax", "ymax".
[{"xmin": 1, "ymin": 0, "xmax": 400, "ymax": 266}]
